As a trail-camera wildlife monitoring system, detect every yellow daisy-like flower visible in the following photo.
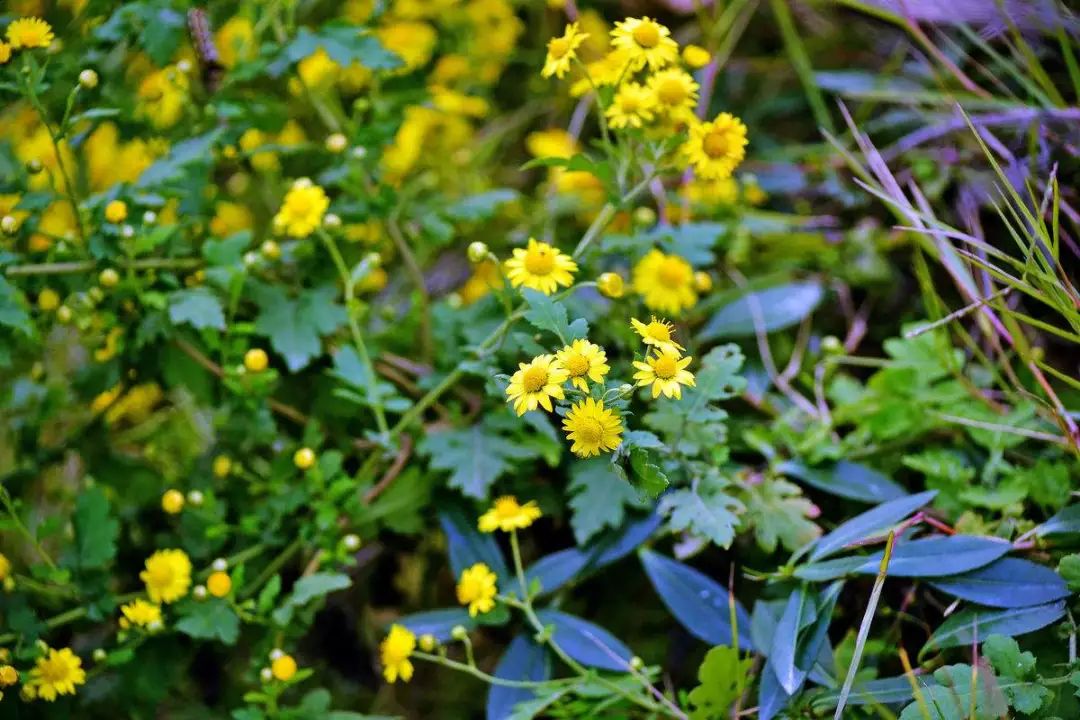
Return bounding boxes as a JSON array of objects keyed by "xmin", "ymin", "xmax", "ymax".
[
  {"xmin": 273, "ymin": 179, "xmax": 330, "ymax": 238},
  {"xmin": 610, "ymin": 17, "xmax": 678, "ymax": 71},
  {"xmin": 456, "ymin": 562, "xmax": 498, "ymax": 617},
  {"xmin": 6, "ymin": 17, "xmax": 54, "ymax": 50},
  {"xmin": 525, "ymin": 128, "xmax": 578, "ymax": 159},
  {"xmin": 555, "ymin": 339, "xmax": 610, "ymax": 391},
  {"xmin": 380, "ymin": 624, "xmax": 416, "ymax": 683},
  {"xmin": 140, "ymin": 549, "xmax": 192, "ymax": 604},
  {"xmin": 649, "ymin": 69, "xmax": 699, "ymax": 119},
  {"xmin": 542, "ymin": 22, "xmax": 588, "ymax": 79},
  {"xmin": 684, "ymin": 113, "xmax": 749, "ymax": 181},
  {"xmin": 631, "ymin": 317, "xmax": 684, "ymax": 355},
  {"xmin": 504, "ymin": 238, "xmax": 578, "ymax": 295},
  {"xmin": 606, "ymin": 82, "xmax": 656, "ymax": 130},
  {"xmin": 632, "ymin": 249, "xmax": 698, "ymax": 315},
  {"xmin": 633, "ymin": 350, "xmax": 696, "ymax": 399},
  {"xmin": 562, "ymin": 398, "xmax": 623, "ymax": 457},
  {"xmin": 505, "ymin": 354, "xmax": 568, "ymax": 415},
  {"xmin": 478, "ymin": 496, "xmax": 542, "ymax": 533},
  {"xmin": 120, "ymin": 599, "xmax": 162, "ymax": 629},
  {"xmin": 26, "ymin": 648, "xmax": 85, "ymax": 702},
  {"xmin": 572, "ymin": 48, "xmax": 633, "ymax": 96}
]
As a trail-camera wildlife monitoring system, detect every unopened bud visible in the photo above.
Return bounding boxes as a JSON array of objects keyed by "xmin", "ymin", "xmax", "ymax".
[
  {"xmin": 78, "ymin": 69, "xmax": 99, "ymax": 89},
  {"xmin": 450, "ymin": 625, "xmax": 468, "ymax": 641},
  {"xmin": 467, "ymin": 241, "xmax": 489, "ymax": 263},
  {"xmin": 323, "ymin": 213, "xmax": 342, "ymax": 230},
  {"xmin": 325, "ymin": 133, "xmax": 348, "ymax": 153}
]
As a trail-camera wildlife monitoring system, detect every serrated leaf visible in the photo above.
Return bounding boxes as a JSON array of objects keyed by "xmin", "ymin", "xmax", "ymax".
[
  {"xmin": 628, "ymin": 448, "xmax": 669, "ymax": 499},
  {"xmin": 687, "ymin": 645, "xmax": 753, "ymax": 719},
  {"xmin": 169, "ymin": 288, "xmax": 226, "ymax": 330},
  {"xmin": 661, "ymin": 486, "xmax": 742, "ymax": 549},
  {"xmin": 520, "ymin": 288, "xmax": 587, "ymax": 342},
  {"xmin": 73, "ymin": 487, "xmax": 118, "ymax": 570},
  {"xmin": 251, "ymin": 284, "xmax": 347, "ymax": 371},
  {"xmin": 568, "ymin": 459, "xmax": 644, "ymax": 544},
  {"xmin": 420, "ymin": 422, "xmax": 538, "ymax": 499},
  {"xmin": 176, "ymin": 598, "xmax": 240, "ymax": 645},
  {"xmin": 744, "ymin": 477, "xmax": 820, "ymax": 554}
]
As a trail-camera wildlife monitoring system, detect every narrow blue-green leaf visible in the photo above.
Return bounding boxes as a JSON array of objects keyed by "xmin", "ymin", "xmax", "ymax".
[
  {"xmin": 438, "ymin": 507, "xmax": 511, "ymax": 580},
  {"xmin": 810, "ymin": 491, "xmax": 937, "ymax": 561},
  {"xmin": 699, "ymin": 281, "xmax": 824, "ymax": 340},
  {"xmin": 534, "ymin": 610, "xmax": 631, "ymax": 671},
  {"xmin": 923, "ymin": 601, "xmax": 1066, "ymax": 653},
  {"xmin": 399, "ymin": 609, "xmax": 475, "ymax": 643},
  {"xmin": 486, "ymin": 635, "xmax": 549, "ymax": 720},
  {"xmin": 929, "ymin": 558, "xmax": 1070, "ymax": 608},
  {"xmin": 778, "ymin": 460, "xmax": 906, "ymax": 504}
]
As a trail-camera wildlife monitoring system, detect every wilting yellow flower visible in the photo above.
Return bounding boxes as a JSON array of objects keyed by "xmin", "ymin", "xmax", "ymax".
[
  {"xmin": 215, "ymin": 16, "xmax": 256, "ymax": 68},
  {"xmin": 649, "ymin": 69, "xmax": 699, "ymax": 119},
  {"xmin": 380, "ymin": 624, "xmax": 416, "ymax": 683},
  {"xmin": 684, "ymin": 113, "xmax": 748, "ymax": 181},
  {"xmin": 504, "ymin": 238, "xmax": 577, "ymax": 295},
  {"xmin": 505, "ymin": 354, "xmax": 568, "ymax": 415},
  {"xmin": 456, "ymin": 562, "xmax": 497, "ymax": 617},
  {"xmin": 478, "ymin": 496, "xmax": 542, "ymax": 532},
  {"xmin": 0, "ymin": 42, "xmax": 11, "ymax": 64},
  {"xmin": 6, "ymin": 17, "xmax": 53, "ymax": 49},
  {"xmin": 633, "ymin": 350, "xmax": 696, "ymax": 399},
  {"xmin": 273, "ymin": 180, "xmax": 329, "ymax": 237},
  {"xmin": 25, "ymin": 648, "xmax": 85, "ymax": 702},
  {"xmin": 526, "ymin": 128, "xmax": 578, "ymax": 159},
  {"xmin": 377, "ymin": 21, "xmax": 437, "ymax": 73},
  {"xmin": 140, "ymin": 549, "xmax": 192, "ymax": 604},
  {"xmin": 120, "ymin": 599, "xmax": 162, "ymax": 629},
  {"xmin": 555, "ymin": 339, "xmax": 610, "ymax": 391},
  {"xmin": 562, "ymin": 398, "xmax": 623, "ymax": 457},
  {"xmin": 606, "ymin": 82, "xmax": 656, "ymax": 130},
  {"xmin": 633, "ymin": 249, "xmax": 698, "ymax": 315},
  {"xmin": 542, "ymin": 22, "xmax": 588, "ymax": 79},
  {"xmin": 610, "ymin": 17, "xmax": 677, "ymax": 71},
  {"xmin": 631, "ymin": 317, "xmax": 684, "ymax": 355}
]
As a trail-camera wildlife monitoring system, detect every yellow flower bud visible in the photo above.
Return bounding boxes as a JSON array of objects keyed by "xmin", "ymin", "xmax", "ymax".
[
  {"xmin": 1, "ymin": 216, "xmax": 18, "ymax": 235},
  {"xmin": 271, "ymin": 654, "xmax": 297, "ymax": 681},
  {"xmin": 207, "ymin": 571, "xmax": 232, "ymax": 598},
  {"xmin": 260, "ymin": 240, "xmax": 280, "ymax": 260},
  {"xmin": 105, "ymin": 200, "xmax": 128, "ymax": 224},
  {"xmin": 161, "ymin": 489, "xmax": 185, "ymax": 515},
  {"xmin": 693, "ymin": 271, "xmax": 713, "ymax": 293},
  {"xmin": 244, "ymin": 348, "xmax": 269, "ymax": 372},
  {"xmin": 418, "ymin": 633, "xmax": 437, "ymax": 652},
  {"xmin": 325, "ymin": 133, "xmax": 348, "ymax": 153},
  {"xmin": 682, "ymin": 45, "xmax": 711, "ymax": 69},
  {"xmin": 37, "ymin": 288, "xmax": 60, "ymax": 312},
  {"xmin": 99, "ymin": 268, "xmax": 120, "ymax": 288},
  {"xmin": 467, "ymin": 241, "xmax": 490, "ymax": 264},
  {"xmin": 212, "ymin": 455, "xmax": 232, "ymax": 478},
  {"xmin": 293, "ymin": 447, "xmax": 316, "ymax": 470},
  {"xmin": 596, "ymin": 272, "xmax": 624, "ymax": 299},
  {"xmin": 78, "ymin": 69, "xmax": 99, "ymax": 89}
]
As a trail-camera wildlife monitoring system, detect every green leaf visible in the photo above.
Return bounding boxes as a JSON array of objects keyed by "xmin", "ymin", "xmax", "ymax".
[
  {"xmin": 687, "ymin": 645, "xmax": 754, "ymax": 719},
  {"xmin": 137, "ymin": 130, "xmax": 222, "ymax": 188},
  {"xmin": 139, "ymin": 6, "xmax": 185, "ymax": 66},
  {"xmin": 923, "ymin": 601, "xmax": 1066, "ymax": 653},
  {"xmin": 743, "ymin": 477, "xmax": 820, "ymax": 554},
  {"xmin": 419, "ymin": 421, "xmax": 539, "ymax": 499},
  {"xmin": 521, "ymin": 289, "xmax": 587, "ymax": 342},
  {"xmin": 443, "ymin": 189, "xmax": 519, "ymax": 222},
  {"xmin": 73, "ymin": 486, "xmax": 119, "ymax": 570},
  {"xmin": 251, "ymin": 284, "xmax": 347, "ymax": 371},
  {"xmin": 0, "ymin": 277, "xmax": 33, "ymax": 337},
  {"xmin": 289, "ymin": 572, "xmax": 352, "ymax": 605},
  {"xmin": 661, "ymin": 481, "xmax": 742, "ymax": 549},
  {"xmin": 176, "ymin": 598, "xmax": 240, "ymax": 645},
  {"xmin": 899, "ymin": 664, "xmax": 1009, "ymax": 720},
  {"xmin": 169, "ymin": 288, "xmax": 226, "ymax": 330},
  {"xmin": 699, "ymin": 282, "xmax": 823, "ymax": 340},
  {"xmin": 568, "ymin": 459, "xmax": 644, "ymax": 544},
  {"xmin": 276, "ymin": 24, "xmax": 401, "ymax": 73},
  {"xmin": 628, "ymin": 448, "xmax": 669, "ymax": 499}
]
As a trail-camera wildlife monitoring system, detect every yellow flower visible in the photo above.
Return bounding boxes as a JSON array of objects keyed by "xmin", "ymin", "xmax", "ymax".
[
  {"xmin": 0, "ymin": 665, "xmax": 17, "ymax": 686},
  {"xmin": 459, "ymin": 260, "xmax": 501, "ymax": 304},
  {"xmin": 562, "ymin": 398, "xmax": 623, "ymax": 457},
  {"xmin": 606, "ymin": 82, "xmax": 656, "ymax": 130},
  {"xmin": 298, "ymin": 47, "xmax": 341, "ymax": 89},
  {"xmin": 120, "ymin": 599, "xmax": 162, "ymax": 629},
  {"xmin": 631, "ymin": 316, "xmax": 684, "ymax": 355},
  {"xmin": 26, "ymin": 648, "xmax": 85, "ymax": 702},
  {"xmin": 555, "ymin": 339, "xmax": 610, "ymax": 391},
  {"xmin": 505, "ymin": 354, "xmax": 568, "ymax": 415},
  {"xmin": 213, "ymin": 455, "xmax": 232, "ymax": 478},
  {"xmin": 633, "ymin": 350, "xmax": 696, "ymax": 399},
  {"xmin": 380, "ymin": 624, "xmax": 416, "ymax": 683},
  {"xmin": 137, "ymin": 66, "xmax": 190, "ymax": 129},
  {"xmin": 610, "ymin": 17, "xmax": 677, "ymax": 71},
  {"xmin": 542, "ymin": 22, "xmax": 588, "ymax": 79},
  {"xmin": 649, "ymin": 69, "xmax": 699, "ymax": 118},
  {"xmin": 37, "ymin": 288, "xmax": 60, "ymax": 312},
  {"xmin": 273, "ymin": 180, "xmax": 329, "ymax": 237},
  {"xmin": 456, "ymin": 562, "xmax": 497, "ymax": 617},
  {"xmin": 525, "ymin": 128, "xmax": 578, "ymax": 159},
  {"xmin": 271, "ymin": 653, "xmax": 298, "ymax": 681},
  {"xmin": 0, "ymin": 553, "xmax": 9, "ymax": 581},
  {"xmin": 140, "ymin": 549, "xmax": 192, "ymax": 604},
  {"xmin": 684, "ymin": 113, "xmax": 748, "ymax": 181},
  {"xmin": 682, "ymin": 44, "xmax": 711, "ymax": 69},
  {"xmin": 0, "ymin": 42, "xmax": 11, "ymax": 64},
  {"xmin": 377, "ymin": 21, "xmax": 437, "ymax": 73},
  {"xmin": 478, "ymin": 496, "xmax": 542, "ymax": 533},
  {"xmin": 215, "ymin": 16, "xmax": 256, "ymax": 68},
  {"xmin": 681, "ymin": 176, "xmax": 738, "ymax": 207},
  {"xmin": 210, "ymin": 201, "xmax": 254, "ymax": 237},
  {"xmin": 6, "ymin": 17, "xmax": 53, "ymax": 49},
  {"xmin": 207, "ymin": 571, "xmax": 232, "ymax": 597},
  {"xmin": 161, "ymin": 489, "xmax": 185, "ymax": 514},
  {"xmin": 105, "ymin": 200, "xmax": 128, "ymax": 224},
  {"xmin": 597, "ymin": 272, "xmax": 624, "ymax": 298},
  {"xmin": 694, "ymin": 271, "xmax": 713, "ymax": 292},
  {"xmin": 504, "ymin": 238, "xmax": 577, "ymax": 295},
  {"xmin": 632, "ymin": 249, "xmax": 698, "ymax": 315}
]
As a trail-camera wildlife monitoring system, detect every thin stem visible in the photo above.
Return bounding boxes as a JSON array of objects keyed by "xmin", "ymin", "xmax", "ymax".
[
  {"xmin": 239, "ymin": 538, "xmax": 302, "ymax": 601},
  {"xmin": 384, "ymin": 211, "xmax": 433, "ymax": 363},
  {"xmin": 0, "ymin": 487, "xmax": 57, "ymax": 570},
  {"xmin": 412, "ymin": 651, "xmax": 568, "ymax": 688},
  {"xmin": 5, "ymin": 257, "xmax": 202, "ymax": 277}
]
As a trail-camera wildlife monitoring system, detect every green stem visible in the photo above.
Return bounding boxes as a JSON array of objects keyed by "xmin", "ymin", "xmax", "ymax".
[
  {"xmin": 412, "ymin": 651, "xmax": 568, "ymax": 688},
  {"xmin": 5, "ymin": 257, "xmax": 202, "ymax": 277},
  {"xmin": 384, "ymin": 212, "xmax": 433, "ymax": 363},
  {"xmin": 572, "ymin": 173, "xmax": 655, "ymax": 259},
  {"xmin": 0, "ymin": 487, "xmax": 57, "ymax": 570},
  {"xmin": 239, "ymin": 538, "xmax": 303, "ymax": 601}
]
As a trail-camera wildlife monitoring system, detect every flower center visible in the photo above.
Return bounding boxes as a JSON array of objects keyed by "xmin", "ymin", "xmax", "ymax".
[
  {"xmin": 702, "ymin": 130, "xmax": 730, "ymax": 159},
  {"xmin": 493, "ymin": 498, "xmax": 519, "ymax": 517},
  {"xmin": 564, "ymin": 354, "xmax": 589, "ymax": 377},
  {"xmin": 148, "ymin": 564, "xmax": 174, "ymax": 587},
  {"xmin": 657, "ymin": 78, "xmax": 686, "ymax": 105},
  {"xmin": 632, "ymin": 22, "xmax": 660, "ymax": 48},
  {"xmin": 522, "ymin": 366, "xmax": 549, "ymax": 393},
  {"xmin": 548, "ymin": 37, "xmax": 570, "ymax": 59},
  {"xmin": 39, "ymin": 657, "xmax": 69, "ymax": 683},
  {"xmin": 646, "ymin": 324, "xmax": 672, "ymax": 343},
  {"xmin": 576, "ymin": 418, "xmax": 605, "ymax": 444},
  {"xmin": 658, "ymin": 257, "xmax": 689, "ymax": 287},
  {"xmin": 523, "ymin": 247, "xmax": 555, "ymax": 275},
  {"xmin": 620, "ymin": 94, "xmax": 641, "ymax": 112},
  {"xmin": 653, "ymin": 355, "xmax": 678, "ymax": 379}
]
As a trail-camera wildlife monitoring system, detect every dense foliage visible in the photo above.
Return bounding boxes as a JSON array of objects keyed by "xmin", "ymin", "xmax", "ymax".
[{"xmin": 0, "ymin": 1, "xmax": 1078, "ymax": 718}]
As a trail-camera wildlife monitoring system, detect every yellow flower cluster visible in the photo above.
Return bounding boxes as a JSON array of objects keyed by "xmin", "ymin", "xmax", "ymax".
[
  {"xmin": 631, "ymin": 317, "xmax": 696, "ymax": 399},
  {"xmin": 541, "ymin": 16, "xmax": 748, "ymax": 181}
]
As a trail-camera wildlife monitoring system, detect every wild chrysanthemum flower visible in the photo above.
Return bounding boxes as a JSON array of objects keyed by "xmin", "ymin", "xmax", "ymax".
[
  {"xmin": 140, "ymin": 549, "xmax": 192, "ymax": 604},
  {"xmin": 562, "ymin": 398, "xmax": 623, "ymax": 457},
  {"xmin": 648, "ymin": 69, "xmax": 699, "ymax": 119},
  {"xmin": 505, "ymin": 354, "xmax": 568, "ymax": 415},
  {"xmin": 273, "ymin": 179, "xmax": 330, "ymax": 237},
  {"xmin": 610, "ymin": 17, "xmax": 678, "ymax": 71},
  {"xmin": 606, "ymin": 82, "xmax": 656, "ymax": 129},
  {"xmin": 542, "ymin": 22, "xmax": 588, "ymax": 79},
  {"xmin": 555, "ymin": 339, "xmax": 610, "ymax": 391},
  {"xmin": 633, "ymin": 350, "xmax": 696, "ymax": 399},
  {"xmin": 456, "ymin": 563, "xmax": 498, "ymax": 617},
  {"xmin": 684, "ymin": 113, "xmax": 748, "ymax": 181},
  {"xmin": 120, "ymin": 599, "xmax": 162, "ymax": 629},
  {"xmin": 632, "ymin": 249, "xmax": 698, "ymax": 315},
  {"xmin": 631, "ymin": 317, "xmax": 685, "ymax": 355},
  {"xmin": 478, "ymin": 496, "xmax": 542, "ymax": 532},
  {"xmin": 380, "ymin": 624, "xmax": 416, "ymax": 683},
  {"xmin": 25, "ymin": 648, "xmax": 85, "ymax": 702},
  {"xmin": 6, "ymin": 18, "xmax": 54, "ymax": 50},
  {"xmin": 504, "ymin": 238, "xmax": 578, "ymax": 295}
]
